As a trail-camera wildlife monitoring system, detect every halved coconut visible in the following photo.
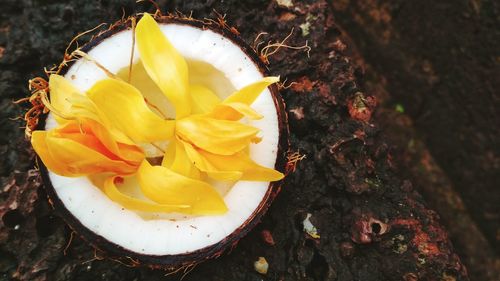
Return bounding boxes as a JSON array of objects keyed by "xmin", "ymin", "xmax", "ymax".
[{"xmin": 38, "ymin": 16, "xmax": 288, "ymax": 269}]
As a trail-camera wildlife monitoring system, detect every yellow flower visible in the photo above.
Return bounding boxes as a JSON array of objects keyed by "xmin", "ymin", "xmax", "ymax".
[
  {"xmin": 32, "ymin": 118, "xmax": 143, "ymax": 177},
  {"xmin": 31, "ymin": 13, "xmax": 283, "ymax": 215}
]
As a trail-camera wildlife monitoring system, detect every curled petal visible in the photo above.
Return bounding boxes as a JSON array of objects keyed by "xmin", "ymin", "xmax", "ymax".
[
  {"xmin": 161, "ymin": 139, "xmax": 201, "ymax": 179},
  {"xmin": 48, "ymin": 74, "xmax": 82, "ymax": 123},
  {"xmin": 182, "ymin": 141, "xmax": 242, "ymax": 181},
  {"xmin": 223, "ymin": 77, "xmax": 279, "ymax": 105},
  {"xmin": 137, "ymin": 160, "xmax": 227, "ymax": 215},
  {"xmin": 46, "ymin": 135, "xmax": 137, "ymax": 175},
  {"xmin": 160, "ymin": 140, "xmax": 175, "ymax": 168},
  {"xmin": 32, "ymin": 130, "xmax": 68, "ymax": 175},
  {"xmin": 102, "ymin": 176, "xmax": 191, "ymax": 213},
  {"xmin": 47, "ymin": 75, "xmax": 137, "ymax": 146},
  {"xmin": 190, "ymin": 84, "xmax": 221, "ymax": 114},
  {"xmin": 183, "ymin": 141, "xmax": 283, "ymax": 182},
  {"xmin": 207, "ymin": 76, "xmax": 277, "ymax": 120},
  {"xmin": 87, "ymin": 78, "xmax": 175, "ymax": 143},
  {"xmin": 48, "ymin": 75, "xmax": 103, "ymax": 123},
  {"xmin": 176, "ymin": 115, "xmax": 260, "ymax": 155},
  {"xmin": 211, "ymin": 102, "xmax": 263, "ymax": 121},
  {"xmin": 56, "ymin": 119, "xmax": 143, "ymax": 165},
  {"xmin": 136, "ymin": 13, "xmax": 191, "ymax": 118},
  {"xmin": 117, "ymin": 62, "xmax": 172, "ymax": 119},
  {"xmin": 69, "ymin": 94, "xmax": 136, "ymax": 146},
  {"xmin": 66, "ymin": 94, "xmax": 106, "ymax": 125},
  {"xmin": 32, "ymin": 129, "xmax": 138, "ymax": 177},
  {"xmin": 48, "ymin": 75, "xmax": 102, "ymax": 126}
]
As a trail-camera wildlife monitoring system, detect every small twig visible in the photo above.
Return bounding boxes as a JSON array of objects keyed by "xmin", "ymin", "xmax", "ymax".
[
  {"xmin": 144, "ymin": 98, "xmax": 169, "ymax": 119},
  {"xmin": 81, "ymin": 248, "xmax": 104, "ymax": 264},
  {"xmin": 164, "ymin": 265, "xmax": 186, "ymax": 276},
  {"xmin": 64, "ymin": 23, "xmax": 107, "ymax": 58},
  {"xmin": 63, "ymin": 231, "xmax": 75, "ymax": 255},
  {"xmin": 180, "ymin": 262, "xmax": 198, "ymax": 280},
  {"xmin": 128, "ymin": 17, "xmax": 137, "ymax": 83}
]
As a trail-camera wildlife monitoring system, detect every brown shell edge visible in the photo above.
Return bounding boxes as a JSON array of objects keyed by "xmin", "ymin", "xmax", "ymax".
[{"xmin": 36, "ymin": 13, "xmax": 290, "ymax": 271}]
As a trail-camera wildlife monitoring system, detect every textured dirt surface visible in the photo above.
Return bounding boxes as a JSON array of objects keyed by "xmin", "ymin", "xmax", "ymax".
[
  {"xmin": 331, "ymin": 0, "xmax": 500, "ymax": 256},
  {"xmin": 330, "ymin": 2, "xmax": 500, "ymax": 279},
  {"xmin": 0, "ymin": 0, "xmax": 487, "ymax": 280}
]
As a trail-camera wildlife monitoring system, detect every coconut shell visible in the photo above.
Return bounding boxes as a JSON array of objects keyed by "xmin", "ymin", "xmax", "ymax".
[{"xmin": 36, "ymin": 14, "xmax": 290, "ymax": 270}]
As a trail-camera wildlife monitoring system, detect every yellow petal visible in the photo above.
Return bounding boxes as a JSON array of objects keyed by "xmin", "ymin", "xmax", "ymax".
[
  {"xmin": 116, "ymin": 143, "xmax": 146, "ymax": 165},
  {"xmin": 68, "ymin": 97, "xmax": 137, "ymax": 148},
  {"xmin": 137, "ymin": 160, "xmax": 227, "ymax": 215},
  {"xmin": 190, "ymin": 84, "xmax": 221, "ymax": 114},
  {"xmin": 176, "ymin": 115, "xmax": 261, "ymax": 155},
  {"xmin": 57, "ymin": 119, "xmax": 144, "ymax": 165},
  {"xmin": 102, "ymin": 176, "xmax": 191, "ymax": 213},
  {"xmin": 48, "ymin": 74, "xmax": 82, "ymax": 123},
  {"xmin": 182, "ymin": 141, "xmax": 242, "ymax": 181},
  {"xmin": 223, "ymin": 76, "xmax": 279, "ymax": 105},
  {"xmin": 47, "ymin": 76, "xmax": 137, "ymax": 146},
  {"xmin": 86, "ymin": 78, "xmax": 175, "ymax": 143},
  {"xmin": 46, "ymin": 134, "xmax": 137, "ymax": 176},
  {"xmin": 183, "ymin": 141, "xmax": 284, "ymax": 181},
  {"xmin": 48, "ymin": 75, "xmax": 106, "ymax": 126},
  {"xmin": 32, "ymin": 128, "xmax": 138, "ymax": 177},
  {"xmin": 161, "ymin": 140, "xmax": 176, "ymax": 168},
  {"xmin": 136, "ymin": 13, "xmax": 191, "ymax": 118},
  {"xmin": 32, "ymin": 130, "xmax": 70, "ymax": 175},
  {"xmin": 72, "ymin": 100, "xmax": 137, "ymax": 147},
  {"xmin": 117, "ymin": 61, "xmax": 172, "ymax": 119},
  {"xmin": 209, "ymin": 152, "xmax": 284, "ymax": 181},
  {"xmin": 66, "ymin": 94, "xmax": 105, "ymax": 124},
  {"xmin": 211, "ymin": 102, "xmax": 263, "ymax": 121},
  {"xmin": 161, "ymin": 139, "xmax": 201, "ymax": 179}
]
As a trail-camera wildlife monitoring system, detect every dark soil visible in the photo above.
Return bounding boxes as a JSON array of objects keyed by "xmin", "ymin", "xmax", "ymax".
[
  {"xmin": 331, "ymin": 0, "xmax": 500, "ymax": 254},
  {"xmin": 1, "ymin": 0, "xmax": 496, "ymax": 280},
  {"xmin": 330, "ymin": 1, "xmax": 500, "ymax": 279}
]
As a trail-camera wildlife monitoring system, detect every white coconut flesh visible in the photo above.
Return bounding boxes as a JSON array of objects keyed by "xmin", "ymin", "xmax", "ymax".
[{"xmin": 44, "ymin": 23, "xmax": 281, "ymax": 256}]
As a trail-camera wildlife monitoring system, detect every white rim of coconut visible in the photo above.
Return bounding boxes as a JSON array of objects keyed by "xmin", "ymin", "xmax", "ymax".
[{"xmin": 40, "ymin": 18, "xmax": 287, "ymax": 261}]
